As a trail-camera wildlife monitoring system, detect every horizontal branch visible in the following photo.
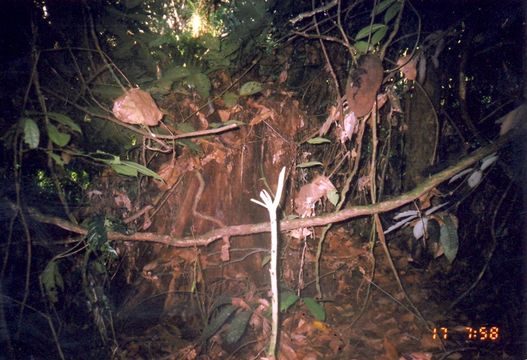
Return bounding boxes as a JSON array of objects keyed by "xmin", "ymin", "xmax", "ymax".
[{"xmin": 17, "ymin": 136, "xmax": 505, "ymax": 248}]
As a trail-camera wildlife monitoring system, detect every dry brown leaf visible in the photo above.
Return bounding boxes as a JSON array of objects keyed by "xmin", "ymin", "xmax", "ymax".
[
  {"xmin": 112, "ymin": 88, "xmax": 163, "ymax": 126},
  {"xmin": 217, "ymin": 109, "xmax": 231, "ymax": 122},
  {"xmin": 294, "ymin": 176, "xmax": 336, "ymax": 217},
  {"xmin": 249, "ymin": 107, "xmax": 274, "ymax": 126},
  {"xmin": 383, "ymin": 336, "xmax": 400, "ymax": 360},
  {"xmin": 279, "ymin": 69, "xmax": 289, "ymax": 84},
  {"xmin": 220, "ymin": 236, "xmax": 230, "ymax": 261}
]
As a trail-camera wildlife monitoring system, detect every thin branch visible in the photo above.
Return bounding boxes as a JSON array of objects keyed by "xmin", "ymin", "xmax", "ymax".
[
  {"xmin": 290, "ymin": 0, "xmax": 338, "ymax": 25},
  {"xmin": 13, "ymin": 135, "xmax": 508, "ymax": 249}
]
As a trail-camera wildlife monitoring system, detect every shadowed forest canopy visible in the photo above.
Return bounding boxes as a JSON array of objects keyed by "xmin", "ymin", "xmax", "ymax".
[{"xmin": 0, "ymin": 0, "xmax": 525, "ymax": 359}]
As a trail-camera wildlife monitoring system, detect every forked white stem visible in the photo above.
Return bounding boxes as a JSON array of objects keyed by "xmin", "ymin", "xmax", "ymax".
[{"xmin": 250, "ymin": 167, "xmax": 286, "ymax": 359}]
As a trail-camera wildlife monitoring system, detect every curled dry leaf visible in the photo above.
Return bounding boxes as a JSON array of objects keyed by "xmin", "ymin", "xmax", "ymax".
[
  {"xmin": 337, "ymin": 111, "xmax": 358, "ymax": 144},
  {"xmin": 346, "ymin": 55, "xmax": 384, "ymax": 117},
  {"xmin": 397, "ymin": 54, "xmax": 418, "ymax": 81},
  {"xmin": 112, "ymin": 88, "xmax": 163, "ymax": 126},
  {"xmin": 294, "ymin": 176, "xmax": 336, "ymax": 217}
]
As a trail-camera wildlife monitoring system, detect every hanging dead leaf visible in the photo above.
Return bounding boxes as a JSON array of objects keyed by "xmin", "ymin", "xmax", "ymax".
[
  {"xmin": 279, "ymin": 68, "xmax": 289, "ymax": 84},
  {"xmin": 220, "ymin": 236, "xmax": 230, "ymax": 261},
  {"xmin": 397, "ymin": 54, "xmax": 418, "ymax": 81},
  {"xmin": 112, "ymin": 88, "xmax": 163, "ymax": 126},
  {"xmin": 294, "ymin": 175, "xmax": 336, "ymax": 217},
  {"xmin": 249, "ymin": 107, "xmax": 274, "ymax": 126},
  {"xmin": 337, "ymin": 111, "xmax": 358, "ymax": 143},
  {"xmin": 346, "ymin": 55, "xmax": 384, "ymax": 117},
  {"xmin": 218, "ymin": 109, "xmax": 231, "ymax": 122}
]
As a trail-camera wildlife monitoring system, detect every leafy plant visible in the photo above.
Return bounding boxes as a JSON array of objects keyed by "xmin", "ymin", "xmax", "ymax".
[{"xmin": 280, "ymin": 290, "xmax": 326, "ymax": 321}]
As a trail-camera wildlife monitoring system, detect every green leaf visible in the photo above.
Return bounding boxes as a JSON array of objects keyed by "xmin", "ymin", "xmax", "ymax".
[
  {"xmin": 327, "ymin": 189, "xmax": 339, "ymax": 206},
  {"xmin": 198, "ymin": 34, "xmax": 221, "ymax": 51},
  {"xmin": 111, "ymin": 163, "xmax": 138, "ymax": 177},
  {"xmin": 223, "ymin": 92, "xmax": 239, "ymax": 107},
  {"xmin": 374, "ymin": 0, "xmax": 396, "ymax": 15},
  {"xmin": 48, "ymin": 112, "xmax": 82, "ymax": 134},
  {"xmin": 370, "ymin": 26, "xmax": 388, "ymax": 46},
  {"xmin": 355, "ymin": 41, "xmax": 370, "ymax": 54},
  {"xmin": 161, "ymin": 65, "xmax": 192, "ymax": 83},
  {"xmin": 85, "ymin": 216, "xmax": 108, "ymax": 251},
  {"xmin": 47, "ymin": 124, "xmax": 71, "ymax": 147},
  {"xmin": 50, "ymin": 152, "xmax": 64, "ymax": 167},
  {"xmin": 280, "ymin": 291, "xmax": 299, "ymax": 312},
  {"xmin": 307, "ymin": 137, "xmax": 331, "ymax": 145},
  {"xmin": 302, "ymin": 297, "xmax": 325, "ymax": 321},
  {"xmin": 40, "ymin": 260, "xmax": 63, "ymax": 304},
  {"xmin": 224, "ymin": 310, "xmax": 251, "ymax": 344},
  {"xmin": 297, "ymin": 161, "xmax": 323, "ymax": 168},
  {"xmin": 22, "ymin": 117, "xmax": 40, "ymax": 149},
  {"xmin": 355, "ymin": 24, "xmax": 387, "ymax": 40},
  {"xmin": 201, "ymin": 305, "xmax": 237, "ymax": 341},
  {"xmin": 120, "ymin": 160, "xmax": 163, "ymax": 180},
  {"xmin": 439, "ymin": 214, "xmax": 459, "ymax": 263},
  {"xmin": 188, "ymin": 72, "xmax": 211, "ymax": 98},
  {"xmin": 384, "ymin": 2, "xmax": 401, "ymax": 23},
  {"xmin": 239, "ymin": 81, "xmax": 263, "ymax": 96}
]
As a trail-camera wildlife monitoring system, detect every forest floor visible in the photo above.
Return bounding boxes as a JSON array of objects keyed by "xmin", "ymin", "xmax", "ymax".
[{"xmin": 115, "ymin": 226, "xmax": 520, "ymax": 360}]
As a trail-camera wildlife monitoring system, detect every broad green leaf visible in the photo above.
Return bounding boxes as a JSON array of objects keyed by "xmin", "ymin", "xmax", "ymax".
[
  {"xmin": 223, "ymin": 92, "xmax": 239, "ymax": 107},
  {"xmin": 302, "ymin": 297, "xmax": 325, "ymax": 321},
  {"xmin": 370, "ymin": 26, "xmax": 388, "ymax": 46},
  {"xmin": 201, "ymin": 305, "xmax": 236, "ymax": 341},
  {"xmin": 439, "ymin": 214, "xmax": 459, "ymax": 263},
  {"xmin": 280, "ymin": 291, "xmax": 300, "ymax": 312},
  {"xmin": 111, "ymin": 163, "xmax": 138, "ymax": 177},
  {"xmin": 148, "ymin": 33, "xmax": 177, "ymax": 47},
  {"xmin": 48, "ymin": 112, "xmax": 82, "ymax": 133},
  {"xmin": 219, "ymin": 38, "xmax": 241, "ymax": 57},
  {"xmin": 297, "ymin": 161, "xmax": 323, "ymax": 168},
  {"xmin": 224, "ymin": 310, "xmax": 251, "ymax": 344},
  {"xmin": 355, "ymin": 41, "xmax": 370, "ymax": 54},
  {"xmin": 161, "ymin": 65, "xmax": 192, "ymax": 83},
  {"xmin": 355, "ymin": 23, "xmax": 387, "ymax": 40},
  {"xmin": 239, "ymin": 81, "xmax": 263, "ymax": 96},
  {"xmin": 120, "ymin": 160, "xmax": 163, "ymax": 180},
  {"xmin": 188, "ymin": 72, "xmax": 211, "ymax": 98},
  {"xmin": 50, "ymin": 153, "xmax": 64, "ymax": 167},
  {"xmin": 384, "ymin": 2, "xmax": 401, "ymax": 23},
  {"xmin": 22, "ymin": 117, "xmax": 39, "ymax": 149},
  {"xmin": 327, "ymin": 189, "xmax": 339, "ymax": 206},
  {"xmin": 307, "ymin": 137, "xmax": 331, "ymax": 145},
  {"xmin": 47, "ymin": 124, "xmax": 71, "ymax": 147},
  {"xmin": 199, "ymin": 34, "xmax": 221, "ymax": 51},
  {"xmin": 374, "ymin": 0, "xmax": 396, "ymax": 15}
]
